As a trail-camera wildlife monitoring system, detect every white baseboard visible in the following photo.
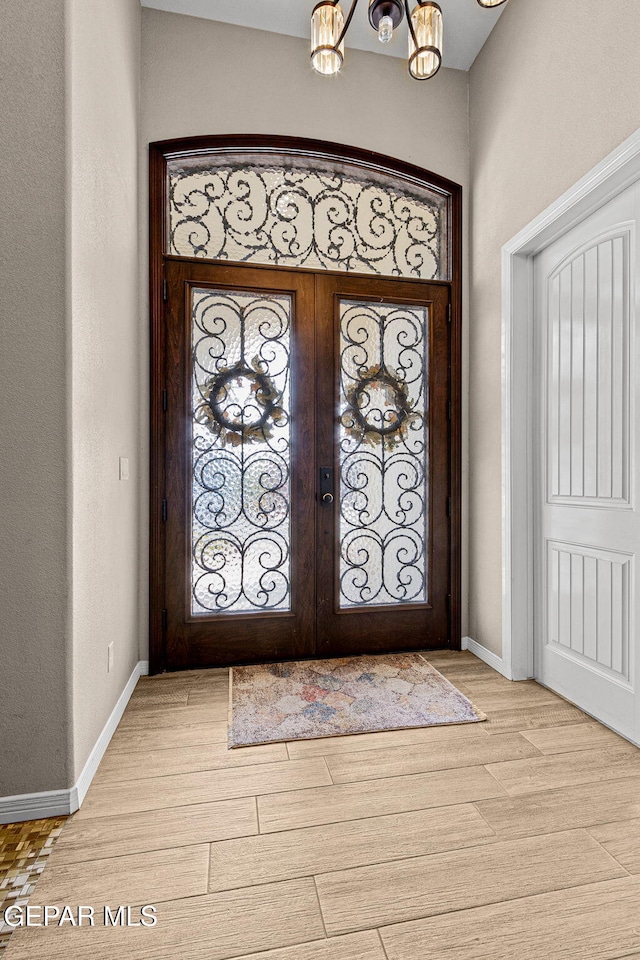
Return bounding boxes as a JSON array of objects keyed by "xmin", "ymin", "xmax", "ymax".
[
  {"xmin": 73, "ymin": 659, "xmax": 149, "ymax": 809},
  {"xmin": 0, "ymin": 789, "xmax": 74, "ymax": 825},
  {"xmin": 461, "ymin": 637, "xmax": 511, "ymax": 679},
  {"xmin": 0, "ymin": 659, "xmax": 149, "ymax": 825}
]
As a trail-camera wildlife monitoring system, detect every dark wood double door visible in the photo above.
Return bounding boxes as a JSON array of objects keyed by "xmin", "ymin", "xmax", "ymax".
[{"xmin": 160, "ymin": 258, "xmax": 452, "ymax": 669}]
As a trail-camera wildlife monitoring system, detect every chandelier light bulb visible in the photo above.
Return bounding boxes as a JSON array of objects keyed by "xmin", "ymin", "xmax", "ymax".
[
  {"xmin": 310, "ymin": 1, "xmax": 345, "ymax": 76},
  {"xmin": 378, "ymin": 14, "xmax": 394, "ymax": 42},
  {"xmin": 408, "ymin": 2, "xmax": 443, "ymax": 80},
  {"xmin": 477, "ymin": 0, "xmax": 509, "ymax": 6},
  {"xmin": 368, "ymin": 0, "xmax": 404, "ymax": 43}
]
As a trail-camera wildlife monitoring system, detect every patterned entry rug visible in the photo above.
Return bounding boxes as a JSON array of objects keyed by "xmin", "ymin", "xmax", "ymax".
[{"xmin": 228, "ymin": 653, "xmax": 486, "ymax": 748}]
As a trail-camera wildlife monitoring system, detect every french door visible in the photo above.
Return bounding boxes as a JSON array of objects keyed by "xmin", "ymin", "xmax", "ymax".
[{"xmin": 159, "ymin": 258, "xmax": 452, "ymax": 669}]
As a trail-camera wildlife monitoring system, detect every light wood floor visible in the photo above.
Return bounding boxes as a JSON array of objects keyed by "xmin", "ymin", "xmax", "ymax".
[{"xmin": 6, "ymin": 650, "xmax": 640, "ymax": 960}]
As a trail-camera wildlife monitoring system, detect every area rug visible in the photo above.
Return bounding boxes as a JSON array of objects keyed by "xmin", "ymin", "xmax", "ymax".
[{"xmin": 228, "ymin": 653, "xmax": 486, "ymax": 748}]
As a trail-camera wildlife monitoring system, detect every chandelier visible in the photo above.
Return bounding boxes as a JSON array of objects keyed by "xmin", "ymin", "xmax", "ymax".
[{"xmin": 311, "ymin": 0, "xmax": 509, "ymax": 80}]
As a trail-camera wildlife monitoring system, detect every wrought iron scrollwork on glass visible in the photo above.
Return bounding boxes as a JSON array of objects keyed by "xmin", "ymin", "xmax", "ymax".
[
  {"xmin": 339, "ymin": 299, "xmax": 429, "ymax": 608},
  {"xmin": 191, "ymin": 289, "xmax": 292, "ymax": 615},
  {"xmin": 167, "ymin": 153, "xmax": 448, "ymax": 280}
]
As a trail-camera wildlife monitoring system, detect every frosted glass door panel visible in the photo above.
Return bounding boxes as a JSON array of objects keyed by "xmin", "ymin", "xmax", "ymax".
[
  {"xmin": 190, "ymin": 289, "xmax": 292, "ymax": 615},
  {"xmin": 338, "ymin": 300, "xmax": 429, "ymax": 608}
]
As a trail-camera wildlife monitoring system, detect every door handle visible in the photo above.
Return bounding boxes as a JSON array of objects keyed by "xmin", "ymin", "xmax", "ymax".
[{"xmin": 320, "ymin": 467, "xmax": 334, "ymax": 505}]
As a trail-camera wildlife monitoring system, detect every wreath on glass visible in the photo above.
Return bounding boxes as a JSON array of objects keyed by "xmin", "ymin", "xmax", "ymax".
[
  {"xmin": 342, "ymin": 364, "xmax": 420, "ymax": 449},
  {"xmin": 199, "ymin": 360, "xmax": 284, "ymax": 447}
]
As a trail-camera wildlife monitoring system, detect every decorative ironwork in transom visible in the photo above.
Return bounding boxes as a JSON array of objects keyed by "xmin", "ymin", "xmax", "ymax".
[{"xmin": 167, "ymin": 151, "xmax": 450, "ymax": 280}]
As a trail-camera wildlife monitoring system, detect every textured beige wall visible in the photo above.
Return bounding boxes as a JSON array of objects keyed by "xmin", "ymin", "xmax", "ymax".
[
  {"xmin": 0, "ymin": 0, "xmax": 141, "ymax": 800},
  {"xmin": 0, "ymin": 0, "xmax": 72, "ymax": 796},
  {"xmin": 469, "ymin": 0, "xmax": 640, "ymax": 656},
  {"xmin": 139, "ymin": 9, "xmax": 471, "ymax": 645},
  {"xmin": 67, "ymin": 0, "xmax": 141, "ymax": 781}
]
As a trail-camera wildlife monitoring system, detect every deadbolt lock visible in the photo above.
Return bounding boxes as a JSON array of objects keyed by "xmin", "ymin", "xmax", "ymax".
[{"xmin": 320, "ymin": 467, "xmax": 334, "ymax": 505}]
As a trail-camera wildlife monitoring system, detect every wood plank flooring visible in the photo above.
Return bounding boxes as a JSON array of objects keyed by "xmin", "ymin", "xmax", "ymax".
[{"xmin": 5, "ymin": 651, "xmax": 640, "ymax": 960}]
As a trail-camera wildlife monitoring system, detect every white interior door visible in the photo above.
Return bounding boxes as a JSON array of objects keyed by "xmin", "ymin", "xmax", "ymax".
[{"xmin": 534, "ymin": 180, "xmax": 640, "ymax": 744}]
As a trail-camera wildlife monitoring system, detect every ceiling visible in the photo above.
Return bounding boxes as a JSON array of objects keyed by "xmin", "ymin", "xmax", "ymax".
[{"xmin": 140, "ymin": 0, "xmax": 506, "ymax": 72}]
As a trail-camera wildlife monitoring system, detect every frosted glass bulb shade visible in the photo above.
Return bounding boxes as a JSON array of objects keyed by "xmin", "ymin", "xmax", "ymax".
[
  {"xmin": 311, "ymin": 2, "xmax": 345, "ymax": 76},
  {"xmin": 408, "ymin": 2, "xmax": 443, "ymax": 80},
  {"xmin": 378, "ymin": 14, "xmax": 394, "ymax": 42},
  {"xmin": 477, "ymin": 0, "xmax": 508, "ymax": 6}
]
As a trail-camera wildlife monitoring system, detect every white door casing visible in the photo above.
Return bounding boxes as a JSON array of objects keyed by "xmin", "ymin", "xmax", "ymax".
[{"xmin": 533, "ymin": 183, "xmax": 640, "ymax": 741}]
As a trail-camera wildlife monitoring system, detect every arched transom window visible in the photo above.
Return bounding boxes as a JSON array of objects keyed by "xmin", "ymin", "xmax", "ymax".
[{"xmin": 166, "ymin": 147, "xmax": 451, "ymax": 281}]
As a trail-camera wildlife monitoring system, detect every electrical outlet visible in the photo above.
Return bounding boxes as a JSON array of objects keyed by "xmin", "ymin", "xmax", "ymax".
[
  {"xmin": 107, "ymin": 642, "xmax": 114, "ymax": 673},
  {"xmin": 119, "ymin": 457, "xmax": 130, "ymax": 481}
]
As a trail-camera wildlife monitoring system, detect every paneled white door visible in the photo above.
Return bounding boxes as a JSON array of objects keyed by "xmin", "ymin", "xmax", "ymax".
[{"xmin": 534, "ymin": 180, "xmax": 640, "ymax": 743}]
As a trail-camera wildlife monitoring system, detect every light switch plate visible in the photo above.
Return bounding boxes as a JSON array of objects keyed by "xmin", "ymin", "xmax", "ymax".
[
  {"xmin": 119, "ymin": 457, "xmax": 130, "ymax": 481},
  {"xmin": 107, "ymin": 642, "xmax": 114, "ymax": 673}
]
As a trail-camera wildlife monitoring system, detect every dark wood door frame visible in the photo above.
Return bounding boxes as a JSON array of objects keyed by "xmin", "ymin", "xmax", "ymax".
[{"xmin": 149, "ymin": 134, "xmax": 462, "ymax": 674}]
